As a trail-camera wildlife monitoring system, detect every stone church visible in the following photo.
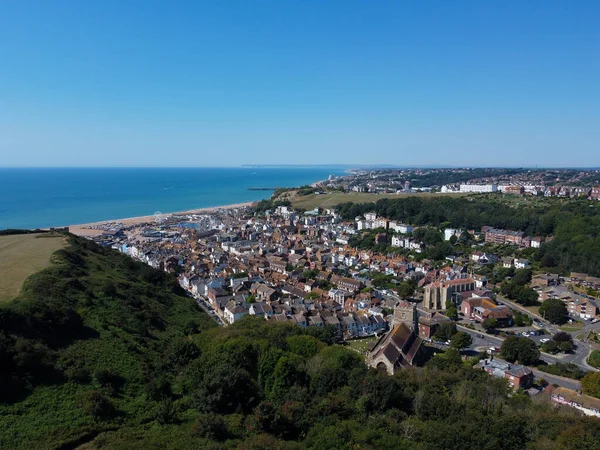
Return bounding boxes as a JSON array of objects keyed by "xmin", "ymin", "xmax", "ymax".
[{"xmin": 368, "ymin": 300, "xmax": 425, "ymax": 375}]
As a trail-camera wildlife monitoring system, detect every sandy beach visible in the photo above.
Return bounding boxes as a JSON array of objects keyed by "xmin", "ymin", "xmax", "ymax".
[{"xmin": 68, "ymin": 202, "xmax": 254, "ymax": 237}]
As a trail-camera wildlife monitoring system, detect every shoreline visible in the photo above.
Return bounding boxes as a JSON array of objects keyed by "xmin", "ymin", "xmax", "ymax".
[
  {"xmin": 67, "ymin": 202, "xmax": 254, "ymax": 237},
  {"xmin": 2, "ymin": 167, "xmax": 348, "ymax": 232}
]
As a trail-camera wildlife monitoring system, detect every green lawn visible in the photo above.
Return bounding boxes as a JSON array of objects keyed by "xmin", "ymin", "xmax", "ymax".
[
  {"xmin": 290, "ymin": 191, "xmax": 466, "ymax": 210},
  {"xmin": 345, "ymin": 336, "xmax": 378, "ymax": 354},
  {"xmin": 0, "ymin": 233, "xmax": 65, "ymax": 301},
  {"xmin": 560, "ymin": 322, "xmax": 585, "ymax": 332},
  {"xmin": 525, "ymin": 306, "xmax": 542, "ymax": 317}
]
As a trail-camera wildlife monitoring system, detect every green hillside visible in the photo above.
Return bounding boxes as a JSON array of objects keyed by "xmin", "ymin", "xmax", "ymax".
[
  {"xmin": 0, "ymin": 234, "xmax": 215, "ymax": 449},
  {"xmin": 1, "ymin": 234, "xmax": 599, "ymax": 449},
  {"xmin": 0, "ymin": 232, "xmax": 66, "ymax": 302}
]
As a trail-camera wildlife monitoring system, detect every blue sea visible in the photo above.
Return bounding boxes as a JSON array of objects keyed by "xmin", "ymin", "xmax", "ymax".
[{"xmin": 0, "ymin": 167, "xmax": 347, "ymax": 230}]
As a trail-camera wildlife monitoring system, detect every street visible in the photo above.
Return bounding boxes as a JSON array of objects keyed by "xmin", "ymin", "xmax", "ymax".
[
  {"xmin": 455, "ymin": 324, "xmax": 584, "ymax": 391},
  {"xmin": 496, "ymin": 295, "xmax": 600, "ymax": 371},
  {"xmin": 192, "ymin": 293, "xmax": 224, "ymax": 326}
]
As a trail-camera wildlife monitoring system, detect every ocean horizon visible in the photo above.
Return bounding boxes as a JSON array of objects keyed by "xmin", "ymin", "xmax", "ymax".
[{"xmin": 0, "ymin": 167, "xmax": 347, "ymax": 230}]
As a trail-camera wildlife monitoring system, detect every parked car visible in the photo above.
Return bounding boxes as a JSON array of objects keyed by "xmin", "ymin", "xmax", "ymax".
[
  {"xmin": 522, "ymin": 332, "xmax": 529, "ymax": 337},
  {"xmin": 540, "ymin": 338, "xmax": 550, "ymax": 343}
]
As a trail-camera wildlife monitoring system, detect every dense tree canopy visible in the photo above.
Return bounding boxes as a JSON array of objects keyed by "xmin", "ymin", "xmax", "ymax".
[
  {"xmin": 450, "ymin": 331, "xmax": 472, "ymax": 350},
  {"xmin": 336, "ymin": 196, "xmax": 600, "ymax": 276},
  {"xmin": 500, "ymin": 336, "xmax": 540, "ymax": 365},
  {"xmin": 500, "ymin": 281, "xmax": 539, "ymax": 306},
  {"xmin": 539, "ymin": 299, "xmax": 569, "ymax": 324},
  {"xmin": 433, "ymin": 322, "xmax": 457, "ymax": 341},
  {"xmin": 482, "ymin": 318, "xmax": 498, "ymax": 331},
  {"xmin": 582, "ymin": 372, "xmax": 600, "ymax": 399}
]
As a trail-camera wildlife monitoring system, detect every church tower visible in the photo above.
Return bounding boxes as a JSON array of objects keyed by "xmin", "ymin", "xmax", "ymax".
[{"xmin": 393, "ymin": 300, "xmax": 418, "ymax": 331}]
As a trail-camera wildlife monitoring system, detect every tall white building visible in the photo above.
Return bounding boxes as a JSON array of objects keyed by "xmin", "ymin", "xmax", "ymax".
[
  {"xmin": 444, "ymin": 228, "xmax": 461, "ymax": 241},
  {"xmin": 459, "ymin": 184, "xmax": 498, "ymax": 193}
]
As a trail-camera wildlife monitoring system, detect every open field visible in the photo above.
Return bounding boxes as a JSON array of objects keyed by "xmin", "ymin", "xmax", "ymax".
[
  {"xmin": 560, "ymin": 323, "xmax": 585, "ymax": 332},
  {"xmin": 345, "ymin": 336, "xmax": 378, "ymax": 354},
  {"xmin": 288, "ymin": 191, "xmax": 467, "ymax": 210},
  {"xmin": 0, "ymin": 233, "xmax": 65, "ymax": 301}
]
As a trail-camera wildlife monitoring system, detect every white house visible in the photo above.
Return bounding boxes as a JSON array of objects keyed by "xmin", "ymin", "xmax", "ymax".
[
  {"xmin": 471, "ymin": 252, "xmax": 497, "ymax": 265},
  {"xmin": 391, "ymin": 235, "xmax": 404, "ymax": 248},
  {"xmin": 356, "ymin": 220, "xmax": 368, "ymax": 230},
  {"xmin": 344, "ymin": 255, "xmax": 359, "ymax": 267},
  {"xmin": 473, "ymin": 274, "xmax": 488, "ymax": 289},
  {"xmin": 514, "ymin": 258, "xmax": 530, "ymax": 269},
  {"xmin": 374, "ymin": 218, "xmax": 388, "ymax": 229},
  {"xmin": 444, "ymin": 228, "xmax": 462, "ymax": 241},
  {"xmin": 329, "ymin": 288, "xmax": 349, "ymax": 305},
  {"xmin": 408, "ymin": 240, "xmax": 423, "ymax": 251},
  {"xmin": 224, "ymin": 301, "xmax": 249, "ymax": 324},
  {"xmin": 249, "ymin": 302, "xmax": 273, "ymax": 318},
  {"xmin": 390, "ymin": 222, "xmax": 413, "ymax": 234}
]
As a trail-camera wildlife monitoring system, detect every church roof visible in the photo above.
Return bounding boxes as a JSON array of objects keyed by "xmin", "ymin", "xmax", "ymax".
[
  {"xmin": 390, "ymin": 323, "xmax": 412, "ymax": 350},
  {"xmin": 383, "ymin": 343, "xmax": 401, "ymax": 364}
]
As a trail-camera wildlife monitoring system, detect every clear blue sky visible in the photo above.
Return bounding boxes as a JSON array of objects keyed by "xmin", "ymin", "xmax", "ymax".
[{"xmin": 1, "ymin": 0, "xmax": 598, "ymax": 167}]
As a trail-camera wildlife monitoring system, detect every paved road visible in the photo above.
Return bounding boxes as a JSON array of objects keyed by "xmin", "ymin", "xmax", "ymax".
[
  {"xmin": 191, "ymin": 294, "xmax": 224, "ymax": 326},
  {"xmin": 457, "ymin": 325, "xmax": 584, "ymax": 390},
  {"xmin": 529, "ymin": 367, "xmax": 581, "ymax": 391},
  {"xmin": 459, "ymin": 324, "xmax": 582, "ymax": 366},
  {"xmin": 495, "ymin": 296, "xmax": 599, "ymax": 371}
]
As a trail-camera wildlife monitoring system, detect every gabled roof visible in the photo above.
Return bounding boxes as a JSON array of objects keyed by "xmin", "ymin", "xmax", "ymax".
[
  {"xmin": 390, "ymin": 323, "xmax": 412, "ymax": 351},
  {"xmin": 383, "ymin": 344, "xmax": 401, "ymax": 364}
]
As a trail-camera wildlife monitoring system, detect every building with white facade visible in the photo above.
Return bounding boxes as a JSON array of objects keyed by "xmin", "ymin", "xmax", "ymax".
[
  {"xmin": 444, "ymin": 228, "xmax": 462, "ymax": 241},
  {"xmin": 373, "ymin": 218, "xmax": 388, "ymax": 229},
  {"xmin": 390, "ymin": 222, "xmax": 413, "ymax": 234},
  {"xmin": 441, "ymin": 185, "xmax": 459, "ymax": 193},
  {"xmin": 459, "ymin": 184, "xmax": 498, "ymax": 193}
]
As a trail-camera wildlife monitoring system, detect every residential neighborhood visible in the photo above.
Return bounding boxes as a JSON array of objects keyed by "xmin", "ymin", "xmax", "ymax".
[
  {"xmin": 72, "ymin": 196, "xmax": 600, "ymax": 416},
  {"xmin": 317, "ymin": 167, "xmax": 600, "ymax": 200}
]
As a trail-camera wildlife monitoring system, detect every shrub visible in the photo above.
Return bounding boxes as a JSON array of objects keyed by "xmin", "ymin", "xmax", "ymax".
[{"xmin": 80, "ymin": 390, "xmax": 115, "ymax": 419}]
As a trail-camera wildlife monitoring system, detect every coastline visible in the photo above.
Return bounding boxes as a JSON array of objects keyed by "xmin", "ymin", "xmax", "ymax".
[
  {"xmin": 1, "ymin": 167, "xmax": 345, "ymax": 230},
  {"xmin": 68, "ymin": 201, "xmax": 254, "ymax": 237}
]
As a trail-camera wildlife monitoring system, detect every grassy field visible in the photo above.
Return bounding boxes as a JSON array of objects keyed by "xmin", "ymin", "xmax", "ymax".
[
  {"xmin": 0, "ymin": 233, "xmax": 65, "ymax": 301},
  {"xmin": 525, "ymin": 306, "xmax": 541, "ymax": 317},
  {"xmin": 560, "ymin": 323, "xmax": 585, "ymax": 332},
  {"xmin": 289, "ymin": 191, "xmax": 466, "ymax": 210},
  {"xmin": 345, "ymin": 336, "xmax": 378, "ymax": 354}
]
